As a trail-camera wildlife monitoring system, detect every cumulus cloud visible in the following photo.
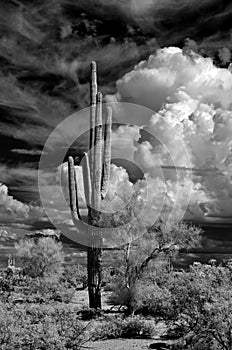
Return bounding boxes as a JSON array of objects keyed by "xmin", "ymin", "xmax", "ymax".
[
  {"xmin": 0, "ymin": 183, "xmax": 30, "ymax": 219},
  {"xmin": 106, "ymin": 47, "xmax": 232, "ymax": 221},
  {"xmin": 0, "ymin": 182, "xmax": 44, "ymax": 223},
  {"xmin": 111, "ymin": 124, "xmax": 141, "ymax": 161},
  {"xmin": 114, "ymin": 47, "xmax": 232, "ymax": 111}
]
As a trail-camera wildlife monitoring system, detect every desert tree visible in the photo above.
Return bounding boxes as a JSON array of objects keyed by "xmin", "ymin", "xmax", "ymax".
[{"xmin": 105, "ymin": 198, "xmax": 203, "ymax": 314}]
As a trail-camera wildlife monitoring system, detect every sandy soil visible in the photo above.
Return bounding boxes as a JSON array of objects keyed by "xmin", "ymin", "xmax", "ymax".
[{"xmin": 85, "ymin": 338, "xmax": 157, "ymax": 349}]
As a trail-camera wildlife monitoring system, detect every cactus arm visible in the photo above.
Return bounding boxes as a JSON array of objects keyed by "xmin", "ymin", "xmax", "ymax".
[
  {"xmin": 101, "ymin": 106, "xmax": 112, "ymax": 198},
  {"xmin": 68, "ymin": 156, "xmax": 81, "ymax": 221},
  {"xmin": 74, "ymin": 163, "xmax": 80, "ymax": 214},
  {"xmin": 82, "ymin": 152, "xmax": 92, "ymax": 206},
  {"xmin": 90, "ymin": 61, "xmax": 97, "ymax": 177},
  {"xmin": 93, "ymin": 92, "xmax": 103, "ymax": 211}
]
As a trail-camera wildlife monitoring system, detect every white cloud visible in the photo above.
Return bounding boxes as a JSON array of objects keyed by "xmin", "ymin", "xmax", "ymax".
[
  {"xmin": 0, "ymin": 183, "xmax": 44, "ymax": 222},
  {"xmin": 106, "ymin": 47, "xmax": 232, "ymax": 220},
  {"xmin": 114, "ymin": 47, "xmax": 232, "ymax": 110},
  {"xmin": 0, "ymin": 183, "xmax": 30, "ymax": 219}
]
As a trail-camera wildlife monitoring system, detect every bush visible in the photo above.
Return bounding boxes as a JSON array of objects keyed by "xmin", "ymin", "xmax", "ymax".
[
  {"xmin": 61, "ymin": 265, "xmax": 87, "ymax": 290},
  {"xmin": 93, "ymin": 316, "xmax": 156, "ymax": 340},
  {"xmin": 108, "ymin": 259, "xmax": 232, "ymax": 349},
  {"xmin": 76, "ymin": 307, "xmax": 103, "ymax": 321},
  {"xmin": 107, "ymin": 276, "xmax": 132, "ymax": 309},
  {"xmin": 107, "ymin": 259, "xmax": 173, "ymax": 315},
  {"xmin": 15, "ymin": 237, "xmax": 64, "ymax": 279},
  {"xmin": 0, "ymin": 270, "xmax": 77, "ymax": 305},
  {"xmin": 160, "ymin": 262, "xmax": 232, "ymax": 349},
  {"xmin": 134, "ymin": 281, "xmax": 172, "ymax": 317},
  {"xmin": 0, "ymin": 301, "xmax": 92, "ymax": 349}
]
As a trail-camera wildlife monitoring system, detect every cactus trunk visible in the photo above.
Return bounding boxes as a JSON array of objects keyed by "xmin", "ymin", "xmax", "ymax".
[
  {"xmin": 87, "ymin": 244, "xmax": 102, "ymax": 308},
  {"xmin": 67, "ymin": 62, "xmax": 112, "ymax": 309}
]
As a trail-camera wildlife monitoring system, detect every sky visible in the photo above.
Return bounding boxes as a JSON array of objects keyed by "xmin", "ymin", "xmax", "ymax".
[{"xmin": 0, "ymin": 0, "xmax": 232, "ymax": 242}]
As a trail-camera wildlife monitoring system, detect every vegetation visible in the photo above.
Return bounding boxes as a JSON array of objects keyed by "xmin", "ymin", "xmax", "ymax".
[
  {"xmin": 15, "ymin": 237, "xmax": 64, "ymax": 279},
  {"xmin": 92, "ymin": 316, "xmax": 156, "ymax": 340},
  {"xmin": 0, "ymin": 234, "xmax": 232, "ymax": 349},
  {"xmin": 164, "ymin": 261, "xmax": 232, "ymax": 349},
  {"xmin": 105, "ymin": 220, "xmax": 202, "ymax": 314},
  {"xmin": 61, "ymin": 264, "xmax": 88, "ymax": 290},
  {"xmin": 0, "ymin": 301, "xmax": 91, "ymax": 350}
]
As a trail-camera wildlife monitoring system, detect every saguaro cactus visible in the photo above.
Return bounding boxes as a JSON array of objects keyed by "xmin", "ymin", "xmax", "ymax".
[{"xmin": 67, "ymin": 61, "xmax": 112, "ymax": 309}]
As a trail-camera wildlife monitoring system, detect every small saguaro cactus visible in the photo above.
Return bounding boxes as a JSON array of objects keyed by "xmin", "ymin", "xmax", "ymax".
[{"xmin": 67, "ymin": 61, "xmax": 112, "ymax": 309}]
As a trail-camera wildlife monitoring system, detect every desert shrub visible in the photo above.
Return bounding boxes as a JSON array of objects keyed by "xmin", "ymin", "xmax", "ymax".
[
  {"xmin": 0, "ymin": 271, "xmax": 76, "ymax": 305},
  {"xmin": 15, "ymin": 237, "xmax": 64, "ymax": 279},
  {"xmin": 26, "ymin": 276, "xmax": 76, "ymax": 304},
  {"xmin": 108, "ymin": 268, "xmax": 174, "ymax": 317},
  {"xmin": 76, "ymin": 307, "xmax": 103, "ymax": 321},
  {"xmin": 0, "ymin": 272, "xmax": 18, "ymax": 302},
  {"xmin": 134, "ymin": 281, "xmax": 172, "ymax": 317},
  {"xmin": 161, "ymin": 262, "xmax": 232, "ymax": 349},
  {"xmin": 120, "ymin": 316, "xmax": 156, "ymax": 338},
  {"xmin": 93, "ymin": 317, "xmax": 124, "ymax": 340},
  {"xmin": 107, "ymin": 276, "xmax": 132, "ymax": 308},
  {"xmin": 108, "ymin": 258, "xmax": 232, "ymax": 348},
  {"xmin": 93, "ymin": 316, "xmax": 156, "ymax": 340},
  {"xmin": 107, "ymin": 258, "xmax": 174, "ymax": 315},
  {"xmin": 0, "ymin": 247, "xmax": 78, "ymax": 305},
  {"xmin": 0, "ymin": 271, "xmax": 34, "ymax": 303},
  {"xmin": 61, "ymin": 265, "xmax": 88, "ymax": 290},
  {"xmin": 0, "ymin": 301, "xmax": 92, "ymax": 349}
]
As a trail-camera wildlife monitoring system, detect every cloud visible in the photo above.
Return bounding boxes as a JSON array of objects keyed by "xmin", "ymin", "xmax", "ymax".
[
  {"xmin": 106, "ymin": 47, "xmax": 232, "ymax": 220},
  {"xmin": 11, "ymin": 149, "xmax": 42, "ymax": 156},
  {"xmin": 0, "ymin": 183, "xmax": 29, "ymax": 217},
  {"xmin": 0, "ymin": 164, "xmax": 38, "ymax": 187},
  {"xmin": 111, "ymin": 124, "xmax": 141, "ymax": 161},
  {"xmin": 62, "ymin": 0, "xmax": 232, "ymax": 48},
  {"xmin": 0, "ymin": 1, "xmax": 44, "ymax": 42},
  {"xmin": 114, "ymin": 47, "xmax": 232, "ymax": 111},
  {"xmin": 218, "ymin": 47, "xmax": 231, "ymax": 65},
  {"xmin": 0, "ymin": 183, "xmax": 43, "ymax": 222}
]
